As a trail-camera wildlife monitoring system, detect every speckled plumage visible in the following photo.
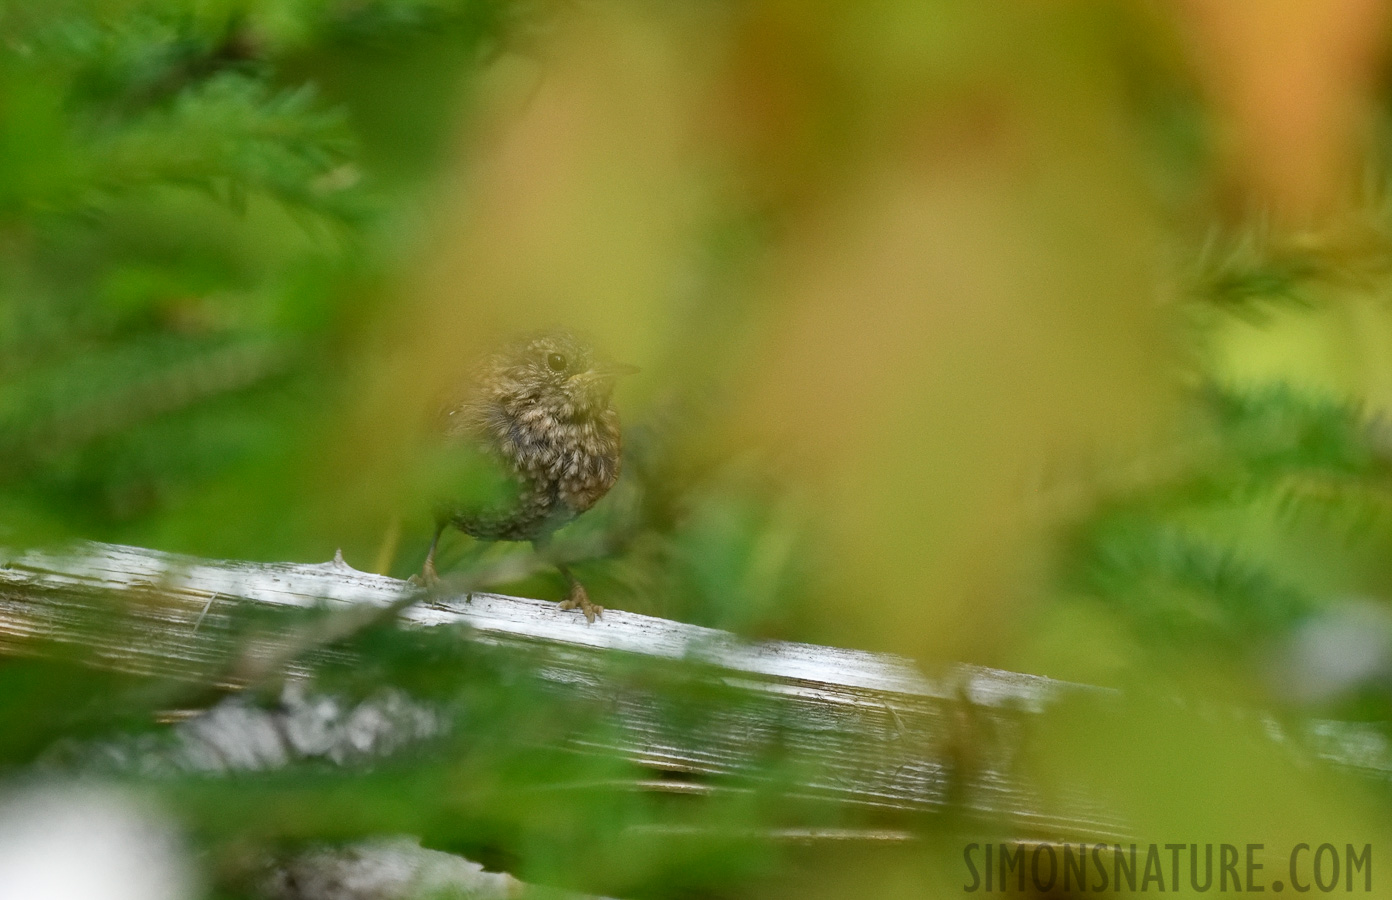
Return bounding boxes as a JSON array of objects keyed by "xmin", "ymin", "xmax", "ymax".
[
  {"xmin": 419, "ymin": 332, "xmax": 628, "ymax": 621},
  {"xmin": 442, "ymin": 331, "xmax": 624, "ymax": 540}
]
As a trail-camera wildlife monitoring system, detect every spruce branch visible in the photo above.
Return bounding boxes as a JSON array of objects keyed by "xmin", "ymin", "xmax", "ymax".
[{"xmin": 86, "ymin": 73, "xmax": 361, "ymax": 220}]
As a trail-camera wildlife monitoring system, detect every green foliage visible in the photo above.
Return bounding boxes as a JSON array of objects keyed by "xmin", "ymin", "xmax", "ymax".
[
  {"xmin": 1191, "ymin": 230, "xmax": 1324, "ymax": 317},
  {"xmin": 0, "ymin": 0, "xmax": 512, "ymax": 551},
  {"xmin": 1065, "ymin": 385, "xmax": 1392, "ymax": 657}
]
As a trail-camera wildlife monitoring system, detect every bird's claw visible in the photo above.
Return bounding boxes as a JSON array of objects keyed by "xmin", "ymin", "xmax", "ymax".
[
  {"xmin": 408, "ymin": 560, "xmax": 442, "ymax": 590},
  {"xmin": 559, "ymin": 583, "xmax": 603, "ymax": 623}
]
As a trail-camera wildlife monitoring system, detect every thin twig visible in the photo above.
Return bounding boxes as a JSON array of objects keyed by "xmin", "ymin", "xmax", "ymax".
[
  {"xmin": 221, "ymin": 536, "xmax": 613, "ymax": 693},
  {"xmin": 192, "ymin": 591, "xmax": 218, "ymax": 634}
]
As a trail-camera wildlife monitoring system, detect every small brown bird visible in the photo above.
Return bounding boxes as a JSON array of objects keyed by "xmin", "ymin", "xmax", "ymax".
[{"xmin": 418, "ymin": 331, "xmax": 633, "ymax": 622}]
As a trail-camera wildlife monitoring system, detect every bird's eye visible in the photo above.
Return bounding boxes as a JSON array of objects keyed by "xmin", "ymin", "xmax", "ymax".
[{"xmin": 547, "ymin": 352, "xmax": 568, "ymax": 372}]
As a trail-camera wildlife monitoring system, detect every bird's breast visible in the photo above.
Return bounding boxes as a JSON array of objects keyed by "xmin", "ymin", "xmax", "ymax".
[{"xmin": 494, "ymin": 406, "xmax": 622, "ymax": 515}]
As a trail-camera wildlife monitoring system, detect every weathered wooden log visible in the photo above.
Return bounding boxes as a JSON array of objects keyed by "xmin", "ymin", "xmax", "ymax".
[
  {"xmin": 0, "ymin": 541, "xmax": 1126, "ymax": 842},
  {"xmin": 6, "ymin": 541, "xmax": 1390, "ymax": 900}
]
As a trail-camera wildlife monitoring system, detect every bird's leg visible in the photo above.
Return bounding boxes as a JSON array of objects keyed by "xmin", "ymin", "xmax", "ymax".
[
  {"xmin": 409, "ymin": 521, "xmax": 447, "ymax": 589},
  {"xmin": 532, "ymin": 537, "xmax": 601, "ymax": 622},
  {"xmin": 556, "ymin": 563, "xmax": 603, "ymax": 623}
]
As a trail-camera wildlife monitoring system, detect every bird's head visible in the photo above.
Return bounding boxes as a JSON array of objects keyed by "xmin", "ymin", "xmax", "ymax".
[{"xmin": 483, "ymin": 331, "xmax": 636, "ymax": 422}]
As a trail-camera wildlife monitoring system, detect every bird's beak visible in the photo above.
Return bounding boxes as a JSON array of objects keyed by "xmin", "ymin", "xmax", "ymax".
[{"xmin": 572, "ymin": 363, "xmax": 638, "ymax": 398}]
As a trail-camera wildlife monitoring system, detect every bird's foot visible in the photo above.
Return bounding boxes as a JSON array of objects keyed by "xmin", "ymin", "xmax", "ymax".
[
  {"xmin": 559, "ymin": 582, "xmax": 603, "ymax": 624},
  {"xmin": 408, "ymin": 559, "xmax": 442, "ymax": 590}
]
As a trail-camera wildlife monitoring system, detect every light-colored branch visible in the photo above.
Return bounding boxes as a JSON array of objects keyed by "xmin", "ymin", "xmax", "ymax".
[
  {"xmin": 11, "ymin": 541, "xmax": 1389, "ymax": 842},
  {"xmin": 0, "ymin": 541, "xmax": 1125, "ymax": 840}
]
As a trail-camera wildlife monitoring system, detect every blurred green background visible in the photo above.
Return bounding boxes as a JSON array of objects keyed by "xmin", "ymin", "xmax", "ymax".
[{"xmin": 6, "ymin": 0, "xmax": 1392, "ymax": 896}]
